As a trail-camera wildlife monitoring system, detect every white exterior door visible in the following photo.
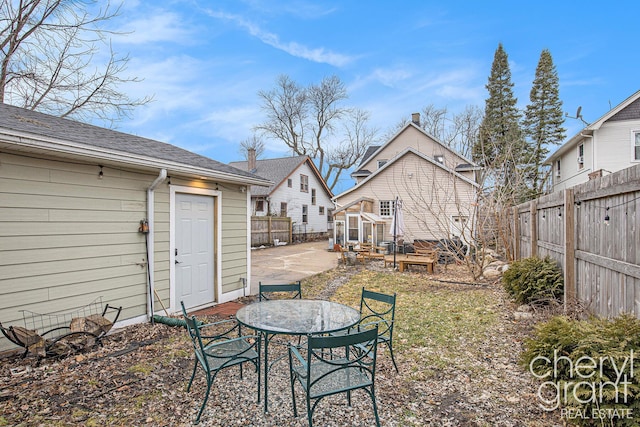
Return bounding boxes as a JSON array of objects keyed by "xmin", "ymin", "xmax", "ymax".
[{"xmin": 175, "ymin": 193, "xmax": 215, "ymax": 309}]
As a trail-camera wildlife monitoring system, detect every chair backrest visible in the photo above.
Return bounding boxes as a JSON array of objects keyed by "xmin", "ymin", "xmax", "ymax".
[
  {"xmin": 258, "ymin": 281, "xmax": 302, "ymax": 301},
  {"xmin": 306, "ymin": 327, "xmax": 379, "ymax": 391},
  {"xmin": 359, "ymin": 288, "xmax": 396, "ymax": 341},
  {"xmin": 181, "ymin": 301, "xmax": 210, "ymax": 371}
]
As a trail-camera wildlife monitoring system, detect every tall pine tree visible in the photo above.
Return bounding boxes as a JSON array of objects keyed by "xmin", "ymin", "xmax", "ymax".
[
  {"xmin": 473, "ymin": 43, "xmax": 528, "ymax": 203},
  {"xmin": 523, "ymin": 49, "xmax": 566, "ymax": 196}
]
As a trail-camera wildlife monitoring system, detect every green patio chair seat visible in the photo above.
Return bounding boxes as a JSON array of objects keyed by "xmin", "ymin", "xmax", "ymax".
[
  {"xmin": 288, "ymin": 327, "xmax": 380, "ymax": 427},
  {"xmin": 181, "ymin": 301, "xmax": 260, "ymax": 424}
]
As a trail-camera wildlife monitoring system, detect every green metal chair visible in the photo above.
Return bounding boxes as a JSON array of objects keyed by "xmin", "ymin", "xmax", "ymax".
[
  {"xmin": 358, "ymin": 288, "xmax": 398, "ymax": 372},
  {"xmin": 332, "ymin": 288, "xmax": 398, "ymax": 372},
  {"xmin": 258, "ymin": 281, "xmax": 302, "ymax": 301},
  {"xmin": 180, "ymin": 301, "xmax": 261, "ymax": 424},
  {"xmin": 258, "ymin": 281, "xmax": 303, "ymax": 347},
  {"xmin": 288, "ymin": 327, "xmax": 380, "ymax": 427}
]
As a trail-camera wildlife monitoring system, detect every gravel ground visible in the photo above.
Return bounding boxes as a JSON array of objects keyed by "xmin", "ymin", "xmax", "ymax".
[{"xmin": 0, "ymin": 265, "xmax": 565, "ymax": 427}]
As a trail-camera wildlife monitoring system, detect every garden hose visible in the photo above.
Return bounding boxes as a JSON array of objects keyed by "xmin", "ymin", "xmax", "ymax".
[{"xmin": 152, "ymin": 315, "xmax": 204, "ymax": 328}]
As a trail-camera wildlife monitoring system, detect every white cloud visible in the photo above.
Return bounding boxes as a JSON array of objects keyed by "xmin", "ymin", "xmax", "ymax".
[
  {"xmin": 204, "ymin": 9, "xmax": 353, "ymax": 67},
  {"xmin": 112, "ymin": 11, "xmax": 195, "ymax": 45}
]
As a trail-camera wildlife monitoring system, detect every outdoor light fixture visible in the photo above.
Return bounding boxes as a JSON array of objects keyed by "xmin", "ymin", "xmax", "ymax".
[
  {"xmin": 98, "ymin": 165, "xmax": 104, "ymax": 179},
  {"xmin": 604, "ymin": 207, "xmax": 610, "ymax": 226}
]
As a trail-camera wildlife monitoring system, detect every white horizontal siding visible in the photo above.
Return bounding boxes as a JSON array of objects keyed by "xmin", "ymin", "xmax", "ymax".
[
  {"xmin": 337, "ymin": 152, "xmax": 477, "ymax": 242},
  {"xmin": 267, "ymin": 161, "xmax": 331, "ymax": 234}
]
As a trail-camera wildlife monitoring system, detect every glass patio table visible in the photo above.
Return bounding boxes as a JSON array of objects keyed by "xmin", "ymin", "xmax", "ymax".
[{"xmin": 236, "ymin": 299, "xmax": 360, "ymax": 412}]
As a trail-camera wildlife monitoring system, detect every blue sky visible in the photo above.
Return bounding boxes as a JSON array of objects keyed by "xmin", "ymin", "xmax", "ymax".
[{"xmin": 110, "ymin": 1, "xmax": 639, "ymax": 192}]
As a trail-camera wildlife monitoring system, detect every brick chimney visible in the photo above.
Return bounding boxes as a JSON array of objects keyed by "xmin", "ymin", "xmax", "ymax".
[
  {"xmin": 411, "ymin": 113, "xmax": 420, "ymax": 126},
  {"xmin": 248, "ymin": 148, "xmax": 256, "ymax": 172}
]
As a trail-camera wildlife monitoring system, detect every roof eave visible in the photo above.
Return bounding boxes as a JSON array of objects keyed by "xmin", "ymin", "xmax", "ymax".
[{"xmin": 0, "ymin": 130, "xmax": 273, "ymax": 187}]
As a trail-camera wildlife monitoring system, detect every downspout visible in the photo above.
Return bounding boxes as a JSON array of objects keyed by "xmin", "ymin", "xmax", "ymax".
[{"xmin": 146, "ymin": 169, "xmax": 167, "ymax": 321}]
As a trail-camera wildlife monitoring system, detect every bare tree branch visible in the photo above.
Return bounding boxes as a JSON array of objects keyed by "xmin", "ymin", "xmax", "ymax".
[
  {"xmin": 255, "ymin": 75, "xmax": 377, "ymax": 190},
  {"xmin": 0, "ymin": 0, "xmax": 152, "ymax": 126}
]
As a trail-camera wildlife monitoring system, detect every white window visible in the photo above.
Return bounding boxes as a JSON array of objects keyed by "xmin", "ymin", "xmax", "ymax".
[
  {"xmin": 450, "ymin": 216, "xmax": 469, "ymax": 240},
  {"xmin": 319, "ymin": 206, "xmax": 324, "ymax": 215},
  {"xmin": 311, "ymin": 188, "xmax": 316, "ymax": 205},
  {"xmin": 280, "ymin": 202, "xmax": 287, "ymax": 217},
  {"xmin": 577, "ymin": 144, "xmax": 584, "ymax": 169},
  {"xmin": 300, "ymin": 174, "xmax": 309, "ymax": 192},
  {"xmin": 634, "ymin": 131, "xmax": 640, "ymax": 161},
  {"xmin": 347, "ymin": 215, "xmax": 359, "ymax": 241},
  {"xmin": 379, "ymin": 200, "xmax": 396, "ymax": 217},
  {"xmin": 555, "ymin": 159, "xmax": 561, "ymax": 178},
  {"xmin": 287, "ymin": 178, "xmax": 292, "ymax": 188},
  {"xmin": 255, "ymin": 199, "xmax": 265, "ymax": 212},
  {"xmin": 302, "ymin": 205, "xmax": 308, "ymax": 223}
]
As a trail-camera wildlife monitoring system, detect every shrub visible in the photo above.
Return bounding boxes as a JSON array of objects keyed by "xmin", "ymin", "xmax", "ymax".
[
  {"xmin": 502, "ymin": 256, "xmax": 563, "ymax": 304},
  {"xmin": 521, "ymin": 314, "xmax": 640, "ymax": 426}
]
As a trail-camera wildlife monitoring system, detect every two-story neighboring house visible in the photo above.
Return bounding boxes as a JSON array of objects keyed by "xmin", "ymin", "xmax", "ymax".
[
  {"xmin": 545, "ymin": 89, "xmax": 640, "ymax": 192},
  {"xmin": 230, "ymin": 151, "xmax": 333, "ymax": 240},
  {"xmin": 332, "ymin": 113, "xmax": 481, "ymax": 248}
]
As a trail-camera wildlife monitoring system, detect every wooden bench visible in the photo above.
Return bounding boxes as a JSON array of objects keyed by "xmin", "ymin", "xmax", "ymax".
[
  {"xmin": 383, "ymin": 254, "xmax": 436, "ymax": 273},
  {"xmin": 398, "ymin": 256, "xmax": 436, "ymax": 273},
  {"xmin": 362, "ymin": 245, "xmax": 386, "ymax": 261}
]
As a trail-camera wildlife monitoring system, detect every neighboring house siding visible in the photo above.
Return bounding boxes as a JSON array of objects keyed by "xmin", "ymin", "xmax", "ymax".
[
  {"xmin": 0, "ymin": 154, "xmax": 150, "ymax": 350},
  {"xmin": 547, "ymin": 91, "xmax": 640, "ymax": 193},
  {"xmin": 269, "ymin": 162, "xmax": 332, "ymax": 234},
  {"xmin": 339, "ymin": 152, "xmax": 477, "ymax": 242},
  {"xmin": 594, "ymin": 119, "xmax": 640, "ymax": 171},
  {"xmin": 553, "ymin": 137, "xmax": 593, "ymax": 191}
]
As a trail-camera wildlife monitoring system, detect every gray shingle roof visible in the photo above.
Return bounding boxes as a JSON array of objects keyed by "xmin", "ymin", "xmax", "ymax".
[
  {"xmin": 0, "ymin": 102, "xmax": 265, "ymax": 182},
  {"xmin": 229, "ymin": 156, "xmax": 309, "ymax": 196}
]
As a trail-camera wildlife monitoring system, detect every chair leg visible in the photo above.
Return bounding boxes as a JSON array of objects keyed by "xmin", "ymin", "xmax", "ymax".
[
  {"xmin": 370, "ymin": 387, "xmax": 381, "ymax": 427},
  {"xmin": 288, "ymin": 357, "xmax": 298, "ymax": 417},
  {"xmin": 388, "ymin": 344, "xmax": 399, "ymax": 373},
  {"xmin": 194, "ymin": 377, "xmax": 213, "ymax": 425},
  {"xmin": 187, "ymin": 361, "xmax": 198, "ymax": 391},
  {"xmin": 307, "ymin": 394, "xmax": 313, "ymax": 427}
]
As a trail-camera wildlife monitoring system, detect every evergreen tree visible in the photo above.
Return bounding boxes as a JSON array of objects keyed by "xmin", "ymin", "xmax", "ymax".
[
  {"xmin": 473, "ymin": 43, "xmax": 528, "ymax": 203},
  {"xmin": 523, "ymin": 49, "xmax": 566, "ymax": 196}
]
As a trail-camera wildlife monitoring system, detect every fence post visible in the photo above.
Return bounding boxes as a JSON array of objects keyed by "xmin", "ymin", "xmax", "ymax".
[
  {"xmin": 564, "ymin": 189, "xmax": 576, "ymax": 309},
  {"xmin": 268, "ymin": 216, "xmax": 272, "ymax": 245},
  {"xmin": 512, "ymin": 206, "xmax": 520, "ymax": 260},
  {"xmin": 530, "ymin": 199, "xmax": 537, "ymax": 258}
]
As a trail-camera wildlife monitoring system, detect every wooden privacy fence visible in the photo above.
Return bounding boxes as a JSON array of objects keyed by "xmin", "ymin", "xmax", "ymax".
[
  {"xmin": 251, "ymin": 216, "xmax": 292, "ymax": 246},
  {"xmin": 512, "ymin": 164, "xmax": 640, "ymax": 318}
]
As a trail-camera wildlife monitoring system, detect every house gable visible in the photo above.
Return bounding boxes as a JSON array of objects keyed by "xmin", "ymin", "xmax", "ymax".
[
  {"xmin": 229, "ymin": 155, "xmax": 333, "ymax": 235},
  {"xmin": 334, "ymin": 148, "xmax": 478, "ymax": 243},
  {"xmin": 355, "ymin": 121, "xmax": 477, "ymax": 183}
]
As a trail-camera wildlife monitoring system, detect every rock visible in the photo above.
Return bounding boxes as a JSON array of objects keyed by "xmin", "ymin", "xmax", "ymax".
[
  {"xmin": 514, "ymin": 311, "xmax": 533, "ymax": 320},
  {"xmin": 516, "ymin": 304, "xmax": 532, "ymax": 312},
  {"xmin": 482, "ymin": 269, "xmax": 502, "ymax": 280}
]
